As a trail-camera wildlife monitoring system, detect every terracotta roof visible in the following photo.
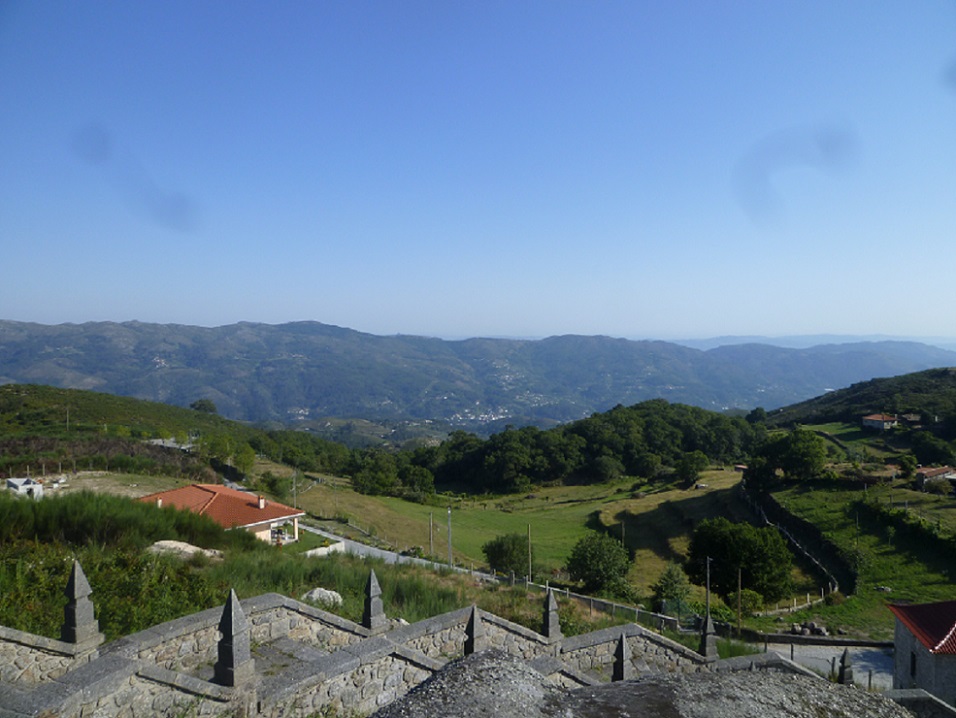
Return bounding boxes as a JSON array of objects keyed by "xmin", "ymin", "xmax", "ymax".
[
  {"xmin": 888, "ymin": 601, "xmax": 956, "ymax": 654},
  {"xmin": 138, "ymin": 484, "xmax": 303, "ymax": 530},
  {"xmin": 917, "ymin": 466, "xmax": 954, "ymax": 479},
  {"xmin": 863, "ymin": 414, "xmax": 897, "ymax": 422}
]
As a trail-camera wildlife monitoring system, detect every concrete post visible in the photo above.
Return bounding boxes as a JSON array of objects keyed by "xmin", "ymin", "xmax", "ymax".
[
  {"xmin": 612, "ymin": 631, "xmax": 633, "ymax": 682},
  {"xmin": 542, "ymin": 588, "xmax": 562, "ymax": 641},
  {"xmin": 363, "ymin": 569, "xmax": 387, "ymax": 634},
  {"xmin": 698, "ymin": 614, "xmax": 718, "ymax": 660},
  {"xmin": 213, "ymin": 589, "xmax": 255, "ymax": 687},
  {"xmin": 838, "ymin": 648, "xmax": 854, "ymax": 685},
  {"xmin": 464, "ymin": 605, "xmax": 486, "ymax": 655},
  {"xmin": 60, "ymin": 560, "xmax": 103, "ymax": 652}
]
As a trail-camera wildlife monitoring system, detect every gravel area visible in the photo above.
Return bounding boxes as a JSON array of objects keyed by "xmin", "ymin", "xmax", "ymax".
[{"xmin": 373, "ymin": 649, "xmax": 914, "ymax": 718}]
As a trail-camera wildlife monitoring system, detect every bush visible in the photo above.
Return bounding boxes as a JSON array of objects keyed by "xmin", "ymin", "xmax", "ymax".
[
  {"xmin": 825, "ymin": 590, "xmax": 846, "ymax": 606},
  {"xmin": 482, "ymin": 533, "xmax": 531, "ymax": 578},
  {"xmin": 566, "ymin": 531, "xmax": 631, "ymax": 597},
  {"xmin": 726, "ymin": 588, "xmax": 764, "ymax": 617}
]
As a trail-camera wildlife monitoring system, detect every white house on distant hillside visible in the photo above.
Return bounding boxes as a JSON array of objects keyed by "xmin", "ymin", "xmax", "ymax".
[
  {"xmin": 6, "ymin": 478, "xmax": 44, "ymax": 499},
  {"xmin": 862, "ymin": 413, "xmax": 898, "ymax": 431}
]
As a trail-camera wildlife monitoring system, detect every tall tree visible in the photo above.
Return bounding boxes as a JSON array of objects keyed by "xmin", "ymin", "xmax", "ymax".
[
  {"xmin": 566, "ymin": 531, "xmax": 631, "ymax": 596},
  {"xmin": 687, "ymin": 517, "xmax": 792, "ymax": 603}
]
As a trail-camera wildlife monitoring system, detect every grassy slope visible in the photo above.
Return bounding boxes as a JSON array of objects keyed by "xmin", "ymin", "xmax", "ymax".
[{"xmin": 758, "ymin": 481, "xmax": 956, "ymax": 641}]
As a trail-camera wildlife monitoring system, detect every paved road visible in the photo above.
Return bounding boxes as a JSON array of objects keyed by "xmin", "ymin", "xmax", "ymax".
[{"xmin": 765, "ymin": 642, "xmax": 895, "ymax": 690}]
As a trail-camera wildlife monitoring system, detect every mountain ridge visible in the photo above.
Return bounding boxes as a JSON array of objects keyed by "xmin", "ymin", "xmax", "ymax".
[{"xmin": 2, "ymin": 319, "xmax": 955, "ymax": 429}]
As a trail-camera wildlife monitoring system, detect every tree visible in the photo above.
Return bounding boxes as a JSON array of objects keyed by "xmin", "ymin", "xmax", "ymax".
[
  {"xmin": 233, "ymin": 443, "xmax": 256, "ymax": 477},
  {"xmin": 482, "ymin": 533, "xmax": 530, "ymax": 577},
  {"xmin": 566, "ymin": 531, "xmax": 631, "ymax": 596},
  {"xmin": 189, "ymin": 398, "xmax": 218, "ymax": 414},
  {"xmin": 775, "ymin": 429, "xmax": 827, "ymax": 480},
  {"xmin": 910, "ymin": 431, "xmax": 955, "ymax": 466},
  {"xmin": 676, "ymin": 450, "xmax": 708, "ymax": 486},
  {"xmin": 897, "ymin": 453, "xmax": 917, "ymax": 479},
  {"xmin": 686, "ymin": 517, "xmax": 792, "ymax": 603},
  {"xmin": 651, "ymin": 562, "xmax": 691, "ymax": 615},
  {"xmin": 745, "ymin": 407, "xmax": 767, "ymax": 424}
]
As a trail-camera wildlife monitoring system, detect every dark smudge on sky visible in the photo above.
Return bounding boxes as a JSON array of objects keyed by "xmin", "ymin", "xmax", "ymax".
[
  {"xmin": 733, "ymin": 125, "xmax": 859, "ymax": 224},
  {"xmin": 70, "ymin": 123, "xmax": 200, "ymax": 233}
]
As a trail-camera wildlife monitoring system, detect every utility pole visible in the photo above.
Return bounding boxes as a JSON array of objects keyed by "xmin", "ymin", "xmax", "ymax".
[
  {"xmin": 429, "ymin": 513, "xmax": 434, "ymax": 557},
  {"xmin": 447, "ymin": 506, "xmax": 453, "ymax": 568},
  {"xmin": 527, "ymin": 523, "xmax": 532, "ymax": 581},
  {"xmin": 737, "ymin": 566, "xmax": 742, "ymax": 636},
  {"xmin": 705, "ymin": 556, "xmax": 713, "ymax": 619}
]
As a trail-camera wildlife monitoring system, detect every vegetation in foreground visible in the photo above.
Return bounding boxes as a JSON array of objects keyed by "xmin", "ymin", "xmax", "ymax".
[{"xmin": 0, "ymin": 491, "xmax": 628, "ymax": 642}]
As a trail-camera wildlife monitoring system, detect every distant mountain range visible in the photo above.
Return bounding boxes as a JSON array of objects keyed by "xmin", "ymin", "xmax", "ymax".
[{"xmin": 1, "ymin": 320, "xmax": 955, "ymax": 430}]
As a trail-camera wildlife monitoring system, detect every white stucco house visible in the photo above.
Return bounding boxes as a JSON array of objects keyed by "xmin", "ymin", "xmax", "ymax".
[{"xmin": 6, "ymin": 478, "xmax": 44, "ymax": 499}]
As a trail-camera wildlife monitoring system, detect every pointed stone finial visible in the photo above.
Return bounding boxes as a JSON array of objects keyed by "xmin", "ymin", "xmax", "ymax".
[
  {"xmin": 838, "ymin": 647, "xmax": 854, "ymax": 685},
  {"xmin": 464, "ymin": 604, "xmax": 486, "ymax": 655},
  {"xmin": 60, "ymin": 560, "xmax": 103, "ymax": 650},
  {"xmin": 542, "ymin": 588, "xmax": 562, "ymax": 641},
  {"xmin": 698, "ymin": 614, "xmax": 718, "ymax": 660},
  {"xmin": 213, "ymin": 589, "xmax": 255, "ymax": 687},
  {"xmin": 363, "ymin": 570, "xmax": 387, "ymax": 634},
  {"xmin": 612, "ymin": 630, "xmax": 633, "ymax": 682}
]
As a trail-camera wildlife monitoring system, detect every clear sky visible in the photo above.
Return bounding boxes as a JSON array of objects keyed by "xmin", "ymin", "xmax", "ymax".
[{"xmin": 2, "ymin": 1, "xmax": 955, "ymax": 340}]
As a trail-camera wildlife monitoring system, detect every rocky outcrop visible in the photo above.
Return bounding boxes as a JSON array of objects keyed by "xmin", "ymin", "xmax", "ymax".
[{"xmin": 374, "ymin": 649, "xmax": 915, "ymax": 718}]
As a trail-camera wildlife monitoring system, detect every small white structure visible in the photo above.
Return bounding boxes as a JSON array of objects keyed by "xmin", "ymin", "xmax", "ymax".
[{"xmin": 6, "ymin": 478, "xmax": 44, "ymax": 499}]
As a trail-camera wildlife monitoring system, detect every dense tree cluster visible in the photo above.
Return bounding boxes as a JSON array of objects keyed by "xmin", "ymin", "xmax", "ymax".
[
  {"xmin": 744, "ymin": 428, "xmax": 828, "ymax": 489},
  {"xmin": 686, "ymin": 517, "xmax": 792, "ymax": 603},
  {"xmin": 392, "ymin": 400, "xmax": 763, "ymax": 496}
]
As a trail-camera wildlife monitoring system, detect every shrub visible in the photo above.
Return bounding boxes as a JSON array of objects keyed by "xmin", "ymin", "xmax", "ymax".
[
  {"xmin": 566, "ymin": 531, "xmax": 631, "ymax": 597},
  {"xmin": 825, "ymin": 590, "xmax": 846, "ymax": 606},
  {"xmin": 482, "ymin": 533, "xmax": 531, "ymax": 578}
]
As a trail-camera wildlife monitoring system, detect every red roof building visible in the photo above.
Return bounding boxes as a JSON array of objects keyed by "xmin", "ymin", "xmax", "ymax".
[
  {"xmin": 862, "ymin": 413, "xmax": 898, "ymax": 431},
  {"xmin": 888, "ymin": 601, "xmax": 956, "ymax": 701},
  {"xmin": 139, "ymin": 484, "xmax": 305, "ymax": 544}
]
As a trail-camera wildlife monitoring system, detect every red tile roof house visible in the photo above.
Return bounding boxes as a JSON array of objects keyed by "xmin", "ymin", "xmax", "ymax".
[
  {"xmin": 862, "ymin": 413, "xmax": 899, "ymax": 431},
  {"xmin": 888, "ymin": 600, "xmax": 956, "ymax": 703},
  {"xmin": 139, "ymin": 484, "xmax": 305, "ymax": 545},
  {"xmin": 916, "ymin": 466, "xmax": 956, "ymax": 489}
]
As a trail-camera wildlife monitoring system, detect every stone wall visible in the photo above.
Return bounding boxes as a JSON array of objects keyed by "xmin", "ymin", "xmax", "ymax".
[
  {"xmin": 0, "ymin": 581, "xmax": 891, "ymax": 718},
  {"xmin": 0, "ymin": 625, "xmax": 94, "ymax": 685},
  {"xmin": 560, "ymin": 624, "xmax": 707, "ymax": 681}
]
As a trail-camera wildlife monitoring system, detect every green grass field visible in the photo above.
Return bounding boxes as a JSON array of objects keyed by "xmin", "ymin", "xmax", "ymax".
[
  {"xmin": 755, "ymin": 481, "xmax": 956, "ymax": 640},
  {"xmin": 57, "ymin": 456, "xmax": 956, "ymax": 639}
]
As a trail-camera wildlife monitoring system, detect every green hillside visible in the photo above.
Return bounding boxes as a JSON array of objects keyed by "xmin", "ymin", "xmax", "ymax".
[
  {"xmin": 0, "ymin": 383, "xmax": 256, "ymax": 439},
  {"xmin": 768, "ymin": 367, "xmax": 956, "ymax": 427}
]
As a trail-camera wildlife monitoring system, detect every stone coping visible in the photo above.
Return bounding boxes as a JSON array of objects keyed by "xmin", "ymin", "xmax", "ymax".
[
  {"xmin": 259, "ymin": 633, "xmax": 446, "ymax": 706},
  {"xmin": 137, "ymin": 664, "xmax": 232, "ymax": 702},
  {"xmin": 885, "ymin": 689, "xmax": 956, "ymax": 717},
  {"xmin": 385, "ymin": 605, "xmax": 551, "ymax": 648},
  {"xmin": 713, "ymin": 651, "xmax": 819, "ymax": 679},
  {"xmin": 529, "ymin": 655, "xmax": 599, "ymax": 687},
  {"xmin": 0, "ymin": 624, "xmax": 80, "ymax": 657},
  {"xmin": 100, "ymin": 593, "xmax": 368, "ymax": 660},
  {"xmin": 559, "ymin": 622, "xmax": 704, "ymax": 664}
]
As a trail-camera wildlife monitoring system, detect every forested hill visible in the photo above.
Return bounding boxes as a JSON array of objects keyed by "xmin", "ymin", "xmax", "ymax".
[
  {"xmin": 2, "ymin": 319, "xmax": 955, "ymax": 429},
  {"xmin": 768, "ymin": 367, "xmax": 956, "ymax": 427}
]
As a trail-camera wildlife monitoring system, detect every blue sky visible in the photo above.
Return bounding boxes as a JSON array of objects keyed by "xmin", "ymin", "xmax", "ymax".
[{"xmin": 2, "ymin": 1, "xmax": 955, "ymax": 340}]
